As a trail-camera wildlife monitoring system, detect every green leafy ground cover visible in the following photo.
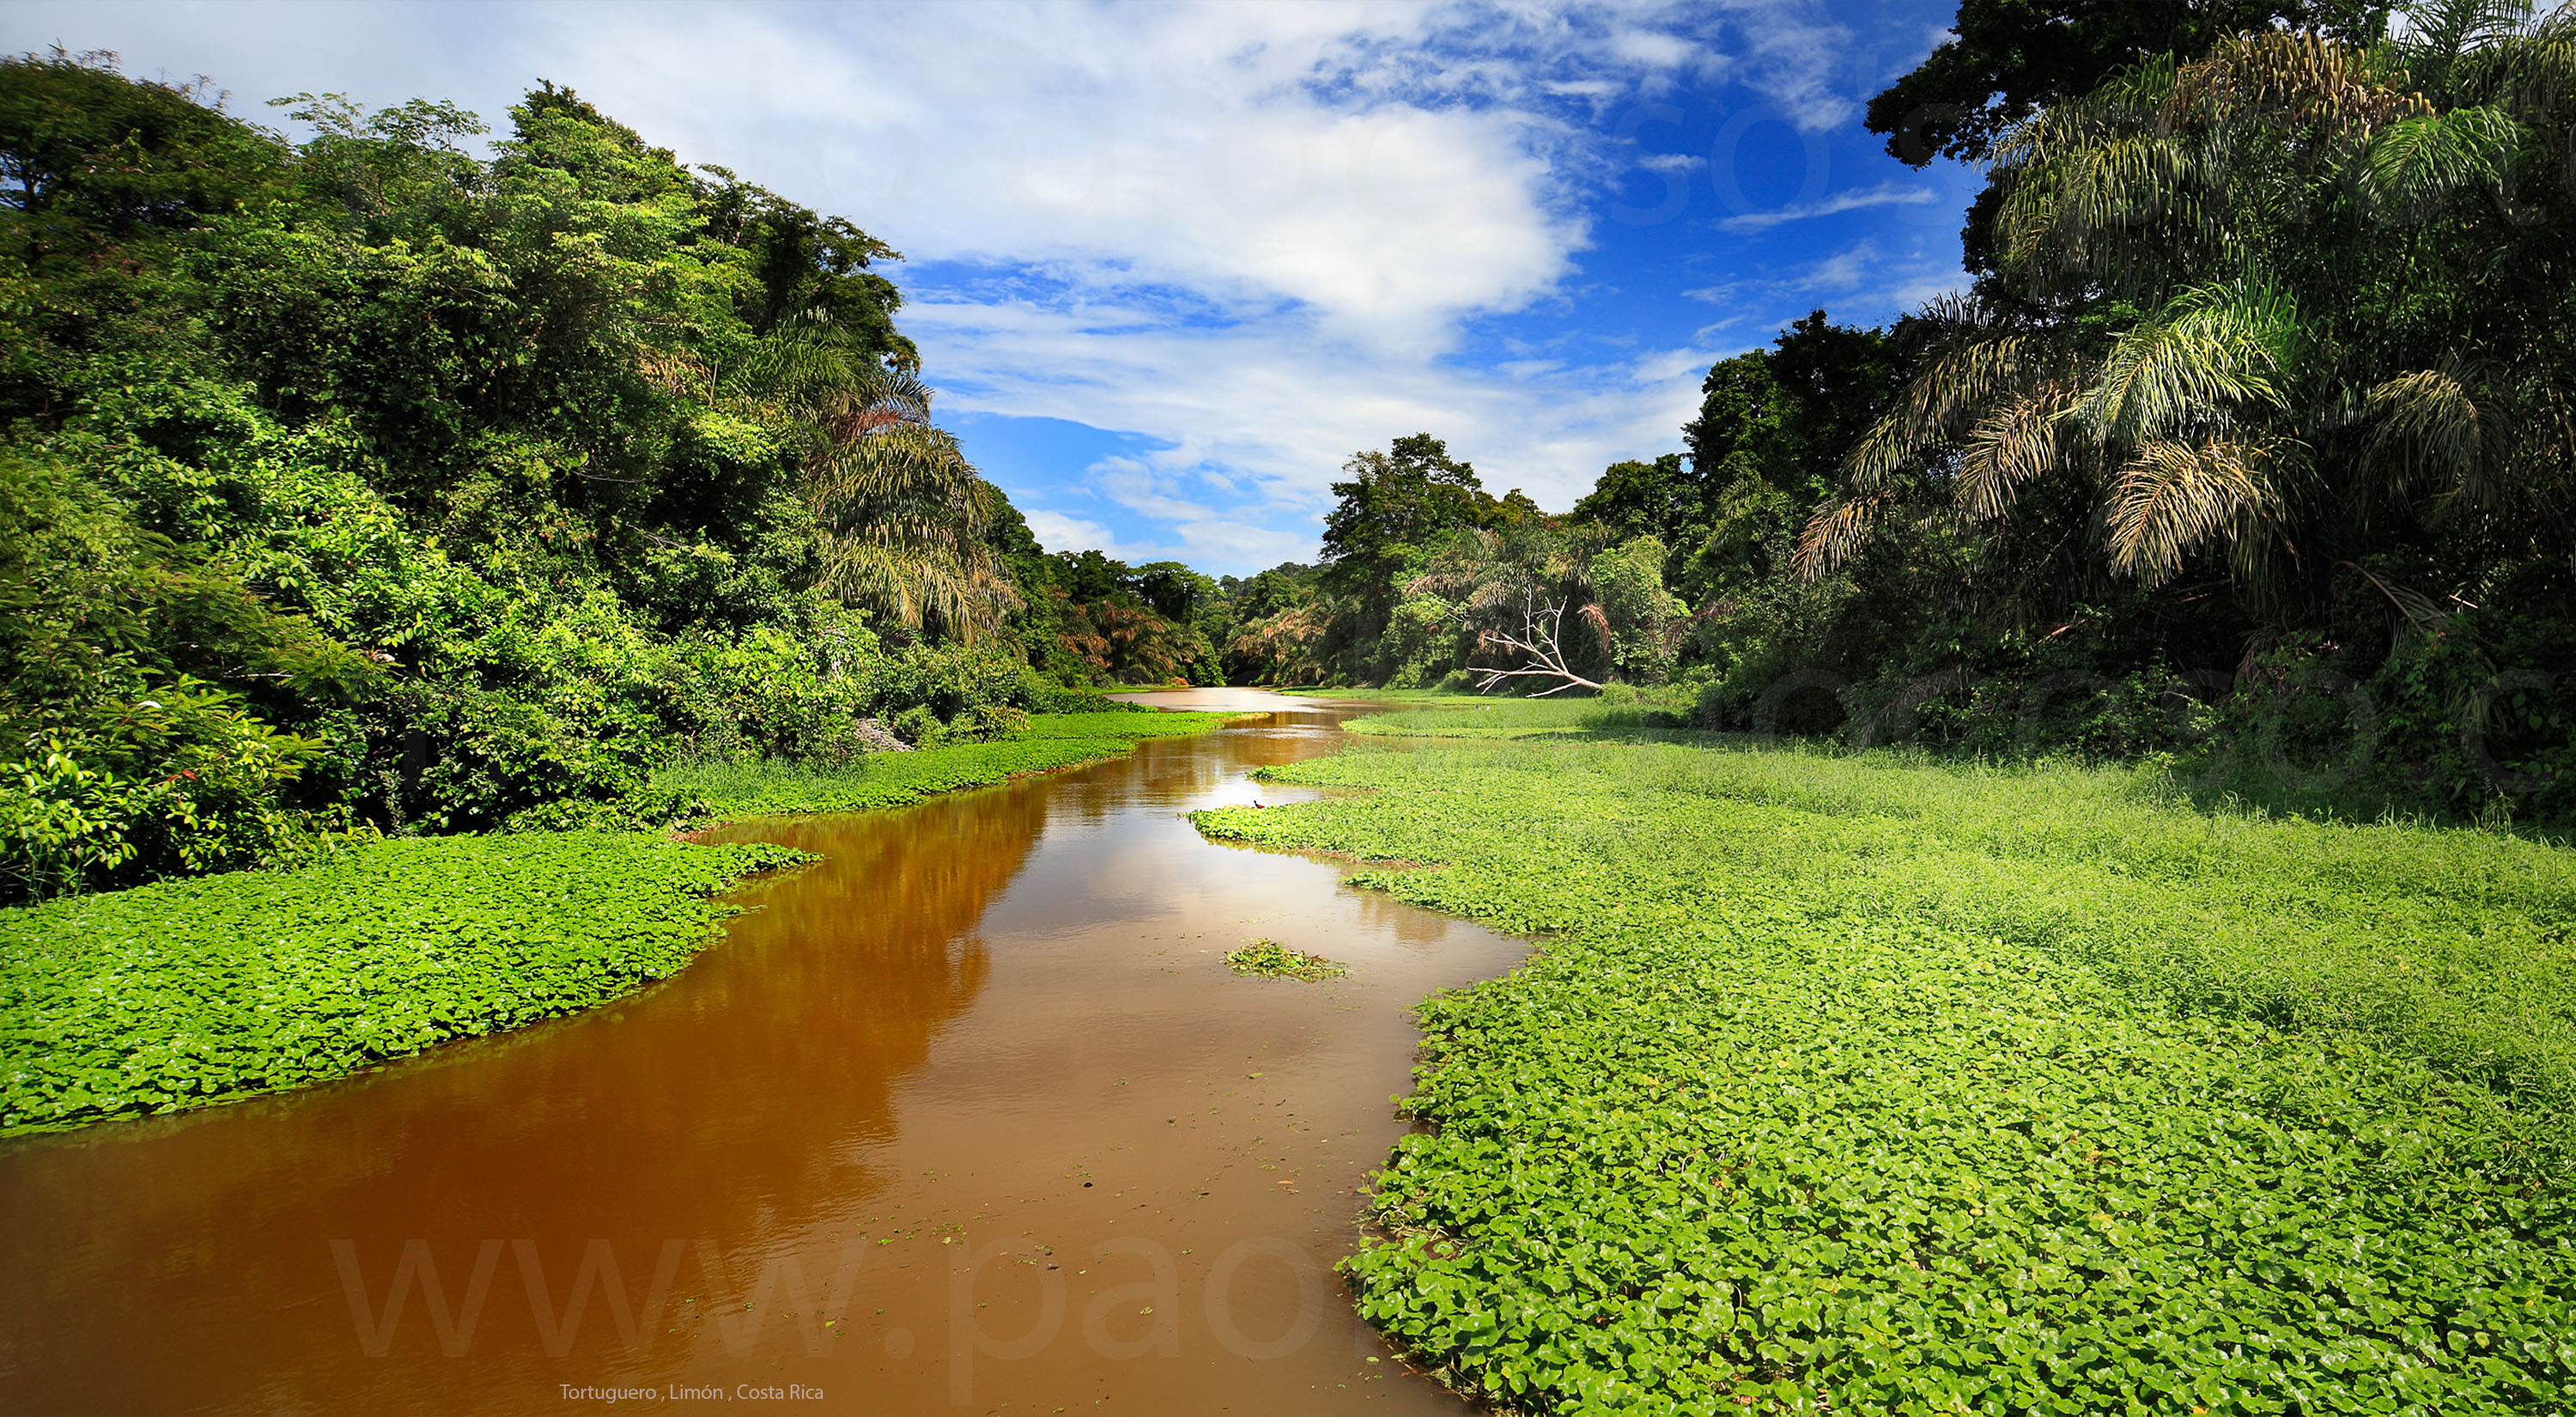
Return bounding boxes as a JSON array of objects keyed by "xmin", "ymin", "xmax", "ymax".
[
  {"xmin": 0, "ymin": 833, "xmax": 804, "ymax": 1134},
  {"xmin": 656, "ymin": 710, "xmax": 1242, "ymax": 819},
  {"xmin": 1224, "ymin": 940, "xmax": 1348, "ymax": 981},
  {"xmin": 1336, "ymin": 694, "xmax": 1685, "ymax": 740},
  {"xmin": 1194, "ymin": 737, "xmax": 2576, "ymax": 1414}
]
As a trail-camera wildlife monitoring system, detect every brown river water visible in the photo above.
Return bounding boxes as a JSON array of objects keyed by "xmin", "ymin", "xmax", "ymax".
[{"xmin": 0, "ymin": 690, "xmax": 1525, "ymax": 1417}]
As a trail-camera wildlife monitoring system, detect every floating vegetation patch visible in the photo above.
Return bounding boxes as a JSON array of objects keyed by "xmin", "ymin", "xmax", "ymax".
[
  {"xmin": 1194, "ymin": 739, "xmax": 2576, "ymax": 1413},
  {"xmin": 1224, "ymin": 940, "xmax": 1348, "ymax": 982},
  {"xmin": 0, "ymin": 833, "xmax": 806, "ymax": 1134}
]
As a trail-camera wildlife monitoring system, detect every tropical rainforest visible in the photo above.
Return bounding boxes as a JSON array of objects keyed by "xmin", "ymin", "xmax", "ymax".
[
  {"xmin": 0, "ymin": 53, "xmax": 1237, "ymax": 904},
  {"xmin": 1226, "ymin": 0, "xmax": 2575, "ymax": 831},
  {"xmin": 5, "ymin": 3, "xmax": 2576, "ymax": 1411},
  {"xmin": 7, "ymin": 0, "xmax": 2570, "ymax": 907}
]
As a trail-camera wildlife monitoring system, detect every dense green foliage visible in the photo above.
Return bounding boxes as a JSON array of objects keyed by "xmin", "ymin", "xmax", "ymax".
[
  {"xmin": 989, "ymin": 516, "xmax": 1232, "ymax": 687},
  {"xmin": 1865, "ymin": 0, "xmax": 2391, "ymax": 167},
  {"xmin": 653, "ymin": 708, "xmax": 1239, "ymax": 819},
  {"xmin": 1196, "ymin": 731, "xmax": 2576, "ymax": 1414},
  {"xmin": 1792, "ymin": 5, "xmax": 2576, "ymax": 824},
  {"xmin": 0, "ymin": 831, "xmax": 804, "ymax": 1133},
  {"xmin": 1863, "ymin": 0, "xmax": 2391, "ymax": 270},
  {"xmin": 1220, "ymin": 2, "xmax": 2573, "ymax": 831},
  {"xmin": 0, "ymin": 52, "xmax": 1193, "ymax": 903}
]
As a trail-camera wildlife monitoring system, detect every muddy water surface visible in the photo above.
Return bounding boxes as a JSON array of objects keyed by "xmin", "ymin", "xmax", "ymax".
[{"xmin": 0, "ymin": 691, "xmax": 1524, "ymax": 1416}]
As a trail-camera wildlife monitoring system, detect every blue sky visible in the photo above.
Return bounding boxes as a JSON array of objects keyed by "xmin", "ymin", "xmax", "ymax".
[{"xmin": 3, "ymin": 0, "xmax": 1981, "ymax": 576}]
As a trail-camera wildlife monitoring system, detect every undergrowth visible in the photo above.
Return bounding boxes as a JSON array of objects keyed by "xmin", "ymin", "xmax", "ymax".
[
  {"xmin": 0, "ymin": 833, "xmax": 805, "ymax": 1134},
  {"xmin": 1194, "ymin": 738, "xmax": 2576, "ymax": 1414},
  {"xmin": 1339, "ymin": 695, "xmax": 1687, "ymax": 740},
  {"xmin": 656, "ymin": 709, "xmax": 1242, "ymax": 820}
]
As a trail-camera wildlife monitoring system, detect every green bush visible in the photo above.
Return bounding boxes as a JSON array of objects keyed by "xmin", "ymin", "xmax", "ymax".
[
  {"xmin": 887, "ymin": 703, "xmax": 948, "ymax": 747},
  {"xmin": 0, "ymin": 454, "xmax": 378, "ymax": 900},
  {"xmin": 953, "ymin": 702, "xmax": 1032, "ymax": 742},
  {"xmin": 0, "ymin": 697, "xmax": 351, "ymax": 903},
  {"xmin": 653, "ymin": 708, "xmax": 1241, "ymax": 820}
]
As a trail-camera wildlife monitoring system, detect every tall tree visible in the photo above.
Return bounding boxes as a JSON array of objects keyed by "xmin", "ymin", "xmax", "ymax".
[
  {"xmin": 1318, "ymin": 433, "xmax": 1499, "ymax": 678},
  {"xmin": 1572, "ymin": 453, "xmax": 1699, "ymax": 544},
  {"xmin": 796, "ymin": 362, "xmax": 1020, "ymax": 644},
  {"xmin": 1808, "ymin": 9, "xmax": 2576, "ymax": 629},
  {"xmin": 1867, "ymin": 0, "xmax": 2391, "ymax": 167},
  {"xmin": 1868, "ymin": 0, "xmax": 2391, "ymax": 271}
]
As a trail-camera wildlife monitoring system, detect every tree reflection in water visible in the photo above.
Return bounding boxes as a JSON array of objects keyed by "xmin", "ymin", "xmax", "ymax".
[{"xmin": 0, "ymin": 777, "xmax": 1044, "ymax": 1415}]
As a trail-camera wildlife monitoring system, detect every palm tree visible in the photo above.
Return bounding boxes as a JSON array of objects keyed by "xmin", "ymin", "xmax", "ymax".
[
  {"xmin": 1801, "ymin": 4, "xmax": 2575, "ymax": 624},
  {"xmin": 738, "ymin": 314, "xmax": 1019, "ymax": 642}
]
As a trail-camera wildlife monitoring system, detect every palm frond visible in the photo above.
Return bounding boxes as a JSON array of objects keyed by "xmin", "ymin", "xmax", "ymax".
[
  {"xmin": 2359, "ymin": 106, "xmax": 2524, "ymax": 217},
  {"xmin": 1953, "ymin": 382, "xmax": 2078, "ymax": 520},
  {"xmin": 2172, "ymin": 30, "xmax": 2430, "ymax": 134},
  {"xmin": 1996, "ymin": 131, "xmax": 2193, "ymax": 271},
  {"xmin": 1795, "ymin": 490, "xmax": 1895, "ymax": 581},
  {"xmin": 2077, "ymin": 283, "xmax": 2300, "ymax": 445},
  {"xmin": 2105, "ymin": 435, "xmax": 2283, "ymax": 582},
  {"xmin": 815, "ymin": 534, "xmax": 1021, "ymax": 645},
  {"xmin": 2396, "ymin": 0, "xmax": 2537, "ymax": 97},
  {"xmin": 1845, "ymin": 331, "xmax": 2056, "ymax": 490},
  {"xmin": 2365, "ymin": 368, "xmax": 2488, "ymax": 505}
]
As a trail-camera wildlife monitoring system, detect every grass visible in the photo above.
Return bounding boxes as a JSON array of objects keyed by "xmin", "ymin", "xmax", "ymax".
[
  {"xmin": 1193, "ymin": 736, "xmax": 2576, "ymax": 1414},
  {"xmin": 0, "ymin": 832, "xmax": 805, "ymax": 1134},
  {"xmin": 1276, "ymin": 686, "xmax": 1481, "ymax": 701},
  {"xmin": 1338, "ymin": 694, "xmax": 1687, "ymax": 740},
  {"xmin": 1224, "ymin": 939, "xmax": 1348, "ymax": 981},
  {"xmin": 0, "ymin": 709, "xmax": 1245, "ymax": 1137},
  {"xmin": 656, "ymin": 708, "xmax": 1244, "ymax": 819}
]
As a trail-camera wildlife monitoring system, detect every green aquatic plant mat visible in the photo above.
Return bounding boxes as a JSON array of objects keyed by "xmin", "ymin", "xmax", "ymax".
[
  {"xmin": 1194, "ymin": 739, "xmax": 2576, "ymax": 1414},
  {"xmin": 658, "ymin": 710, "xmax": 1245, "ymax": 820},
  {"xmin": 1340, "ymin": 696, "xmax": 1681, "ymax": 739},
  {"xmin": 1224, "ymin": 940, "xmax": 1348, "ymax": 981},
  {"xmin": 0, "ymin": 832, "xmax": 805, "ymax": 1134}
]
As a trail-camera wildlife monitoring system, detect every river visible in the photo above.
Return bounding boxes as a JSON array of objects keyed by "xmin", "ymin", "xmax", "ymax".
[{"xmin": 0, "ymin": 690, "xmax": 1523, "ymax": 1416}]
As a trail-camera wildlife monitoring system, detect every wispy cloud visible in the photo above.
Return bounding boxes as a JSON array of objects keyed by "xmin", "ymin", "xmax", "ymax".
[
  {"xmin": 0, "ymin": 0, "xmax": 1963, "ymax": 573},
  {"xmin": 1673, "ymin": 237, "xmax": 1965, "ymax": 349},
  {"xmin": 907, "ymin": 291, "xmax": 1718, "ymax": 551},
  {"xmin": 1716, "ymin": 179, "xmax": 1935, "ymax": 232}
]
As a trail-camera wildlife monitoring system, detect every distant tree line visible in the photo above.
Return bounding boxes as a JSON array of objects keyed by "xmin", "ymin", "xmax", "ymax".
[{"xmin": 1217, "ymin": 0, "xmax": 2574, "ymax": 825}]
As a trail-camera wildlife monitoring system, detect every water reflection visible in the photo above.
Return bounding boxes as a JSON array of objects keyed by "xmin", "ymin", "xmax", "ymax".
[{"xmin": 0, "ymin": 695, "xmax": 1520, "ymax": 1416}]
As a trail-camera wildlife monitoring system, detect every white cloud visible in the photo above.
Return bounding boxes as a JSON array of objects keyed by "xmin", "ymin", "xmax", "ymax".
[
  {"xmin": 0, "ymin": 0, "xmax": 1922, "ymax": 571},
  {"xmin": 1715, "ymin": 179, "xmax": 1935, "ymax": 231},
  {"xmin": 910, "ymin": 293, "xmax": 1715, "ymax": 555},
  {"xmin": 1019, "ymin": 510, "xmax": 1160, "ymax": 565},
  {"xmin": 1671, "ymin": 238, "xmax": 1962, "ymax": 352},
  {"xmin": 1787, "ymin": 239, "xmax": 1883, "ymax": 295}
]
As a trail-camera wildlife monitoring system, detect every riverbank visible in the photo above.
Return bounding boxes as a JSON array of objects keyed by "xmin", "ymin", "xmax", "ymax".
[
  {"xmin": 1193, "ymin": 722, "xmax": 2576, "ymax": 1412},
  {"xmin": 0, "ymin": 832, "xmax": 805, "ymax": 1134},
  {"xmin": 656, "ymin": 709, "xmax": 1249, "ymax": 820},
  {"xmin": 2, "ymin": 709, "xmax": 1240, "ymax": 1136},
  {"xmin": 0, "ymin": 689, "xmax": 1522, "ymax": 1417}
]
